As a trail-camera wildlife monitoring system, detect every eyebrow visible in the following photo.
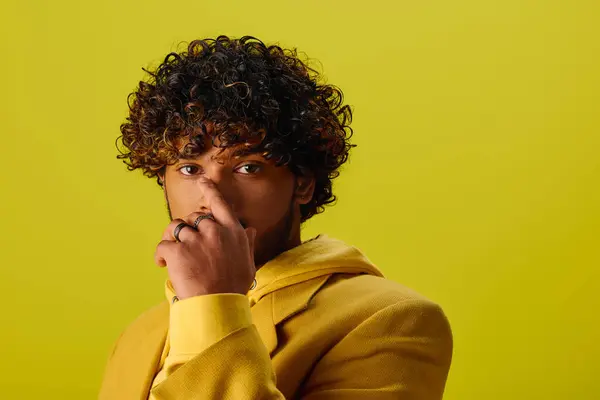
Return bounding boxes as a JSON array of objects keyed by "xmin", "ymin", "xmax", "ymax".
[{"xmin": 177, "ymin": 151, "xmax": 265, "ymax": 163}]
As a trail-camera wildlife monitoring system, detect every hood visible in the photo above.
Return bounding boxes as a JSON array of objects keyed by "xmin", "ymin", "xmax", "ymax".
[
  {"xmin": 247, "ymin": 234, "xmax": 384, "ymax": 304},
  {"xmin": 164, "ymin": 234, "xmax": 383, "ymax": 304}
]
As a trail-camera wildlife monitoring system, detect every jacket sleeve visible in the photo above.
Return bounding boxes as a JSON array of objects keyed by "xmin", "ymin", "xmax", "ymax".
[
  {"xmin": 151, "ymin": 297, "xmax": 453, "ymax": 400},
  {"xmin": 149, "ymin": 295, "xmax": 285, "ymax": 399},
  {"xmin": 299, "ymin": 299, "xmax": 454, "ymax": 400},
  {"xmin": 154, "ymin": 293, "xmax": 256, "ymax": 383}
]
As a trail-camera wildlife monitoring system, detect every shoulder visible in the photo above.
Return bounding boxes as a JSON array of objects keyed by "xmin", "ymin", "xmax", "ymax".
[
  {"xmin": 294, "ymin": 274, "xmax": 453, "ymax": 399},
  {"xmin": 317, "ymin": 272, "xmax": 443, "ymax": 311},
  {"xmin": 117, "ymin": 301, "xmax": 169, "ymax": 339},
  {"xmin": 308, "ymin": 273, "xmax": 452, "ymax": 340}
]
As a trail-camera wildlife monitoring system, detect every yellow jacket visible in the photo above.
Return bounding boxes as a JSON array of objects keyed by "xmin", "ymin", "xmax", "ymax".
[{"xmin": 99, "ymin": 235, "xmax": 453, "ymax": 399}]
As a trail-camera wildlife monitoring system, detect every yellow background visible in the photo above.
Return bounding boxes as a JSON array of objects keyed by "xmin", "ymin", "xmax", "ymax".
[{"xmin": 1, "ymin": 0, "xmax": 598, "ymax": 398}]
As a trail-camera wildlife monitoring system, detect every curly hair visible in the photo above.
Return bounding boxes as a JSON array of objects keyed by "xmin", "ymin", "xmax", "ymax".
[{"xmin": 116, "ymin": 35, "xmax": 355, "ymax": 222}]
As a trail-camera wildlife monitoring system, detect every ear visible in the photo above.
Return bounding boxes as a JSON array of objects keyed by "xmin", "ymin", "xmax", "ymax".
[{"xmin": 294, "ymin": 175, "xmax": 316, "ymax": 205}]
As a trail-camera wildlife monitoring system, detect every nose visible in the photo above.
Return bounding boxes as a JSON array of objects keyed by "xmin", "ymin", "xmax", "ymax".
[{"xmin": 201, "ymin": 166, "xmax": 239, "ymax": 212}]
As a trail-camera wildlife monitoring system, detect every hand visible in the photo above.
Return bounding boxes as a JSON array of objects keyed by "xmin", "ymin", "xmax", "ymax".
[{"xmin": 154, "ymin": 177, "xmax": 257, "ymax": 299}]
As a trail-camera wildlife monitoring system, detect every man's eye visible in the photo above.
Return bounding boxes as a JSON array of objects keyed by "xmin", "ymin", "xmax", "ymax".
[
  {"xmin": 178, "ymin": 165, "xmax": 201, "ymax": 176},
  {"xmin": 237, "ymin": 164, "xmax": 262, "ymax": 175}
]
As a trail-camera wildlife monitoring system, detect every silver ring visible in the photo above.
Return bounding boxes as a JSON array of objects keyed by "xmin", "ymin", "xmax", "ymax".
[
  {"xmin": 249, "ymin": 278, "xmax": 257, "ymax": 290},
  {"xmin": 173, "ymin": 222, "xmax": 191, "ymax": 242},
  {"xmin": 193, "ymin": 213, "xmax": 215, "ymax": 229}
]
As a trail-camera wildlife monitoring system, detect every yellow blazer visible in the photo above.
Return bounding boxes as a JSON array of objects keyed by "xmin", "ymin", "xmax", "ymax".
[{"xmin": 99, "ymin": 236, "xmax": 453, "ymax": 399}]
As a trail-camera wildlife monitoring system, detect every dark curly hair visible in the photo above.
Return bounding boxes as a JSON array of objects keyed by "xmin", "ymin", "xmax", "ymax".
[{"xmin": 116, "ymin": 35, "xmax": 355, "ymax": 222}]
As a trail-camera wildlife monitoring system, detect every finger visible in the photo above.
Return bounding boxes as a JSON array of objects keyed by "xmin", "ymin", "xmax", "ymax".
[
  {"xmin": 197, "ymin": 177, "xmax": 239, "ymax": 227},
  {"xmin": 163, "ymin": 219, "xmax": 197, "ymax": 242},
  {"xmin": 245, "ymin": 227, "xmax": 257, "ymax": 261},
  {"xmin": 154, "ymin": 240, "xmax": 178, "ymax": 267}
]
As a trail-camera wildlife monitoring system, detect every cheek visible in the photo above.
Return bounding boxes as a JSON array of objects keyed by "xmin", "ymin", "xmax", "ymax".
[
  {"xmin": 240, "ymin": 182, "xmax": 293, "ymax": 228},
  {"xmin": 165, "ymin": 182, "xmax": 201, "ymax": 217}
]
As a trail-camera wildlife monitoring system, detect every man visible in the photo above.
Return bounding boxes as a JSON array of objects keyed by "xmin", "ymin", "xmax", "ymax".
[{"xmin": 99, "ymin": 35, "xmax": 453, "ymax": 400}]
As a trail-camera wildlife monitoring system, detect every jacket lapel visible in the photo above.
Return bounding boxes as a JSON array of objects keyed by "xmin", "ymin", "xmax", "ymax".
[
  {"xmin": 251, "ymin": 292, "xmax": 278, "ymax": 355},
  {"xmin": 252, "ymin": 274, "xmax": 333, "ymax": 356}
]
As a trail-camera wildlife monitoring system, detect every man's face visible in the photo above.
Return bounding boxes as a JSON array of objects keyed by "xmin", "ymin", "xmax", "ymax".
[{"xmin": 160, "ymin": 142, "xmax": 313, "ymax": 267}]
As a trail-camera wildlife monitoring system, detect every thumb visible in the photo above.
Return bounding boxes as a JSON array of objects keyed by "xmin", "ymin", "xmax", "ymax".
[{"xmin": 245, "ymin": 227, "xmax": 257, "ymax": 255}]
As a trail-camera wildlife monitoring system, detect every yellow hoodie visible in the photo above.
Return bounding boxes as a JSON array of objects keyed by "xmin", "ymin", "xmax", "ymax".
[{"xmin": 99, "ymin": 235, "xmax": 453, "ymax": 400}]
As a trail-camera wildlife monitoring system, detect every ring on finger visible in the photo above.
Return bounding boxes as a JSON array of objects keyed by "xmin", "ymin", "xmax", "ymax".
[
  {"xmin": 193, "ymin": 213, "xmax": 215, "ymax": 229},
  {"xmin": 173, "ymin": 222, "xmax": 192, "ymax": 242}
]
